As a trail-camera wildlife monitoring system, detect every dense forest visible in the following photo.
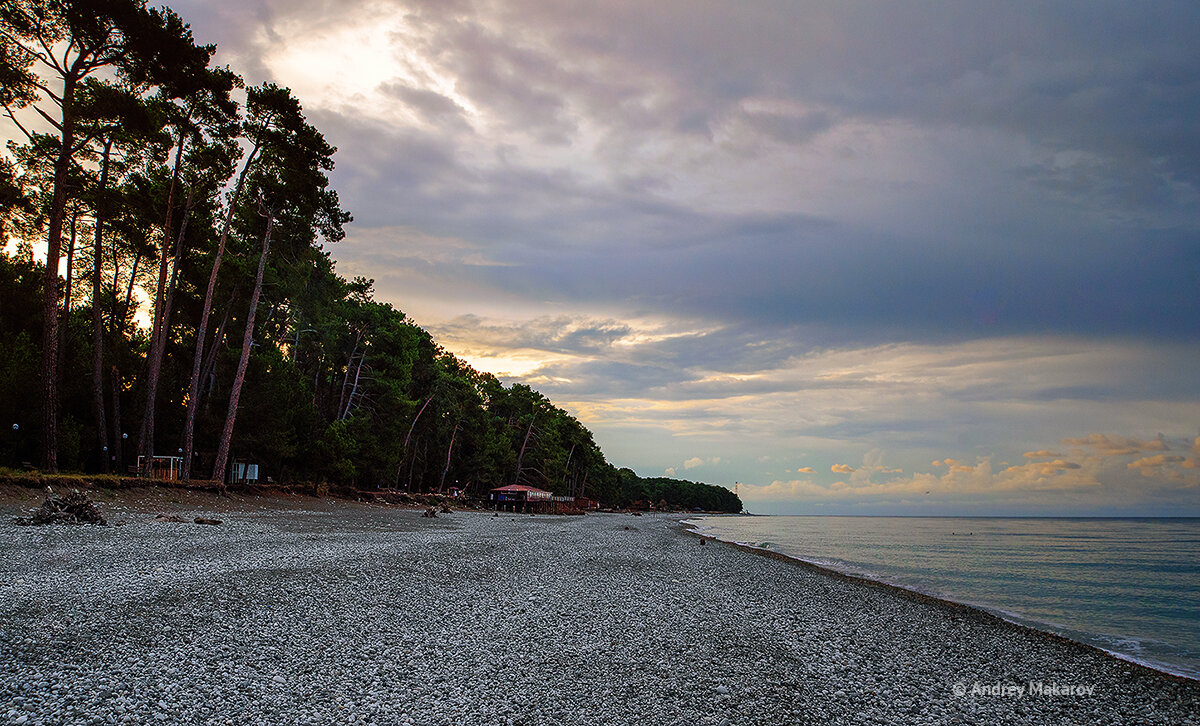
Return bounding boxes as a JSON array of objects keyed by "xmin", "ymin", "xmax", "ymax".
[{"xmin": 0, "ymin": 0, "xmax": 741, "ymax": 513}]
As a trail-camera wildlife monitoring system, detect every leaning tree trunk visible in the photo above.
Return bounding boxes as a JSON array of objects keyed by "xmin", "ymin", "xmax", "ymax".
[
  {"xmin": 40, "ymin": 74, "xmax": 78, "ymax": 472},
  {"xmin": 91, "ymin": 141, "xmax": 112, "ymax": 473},
  {"xmin": 137, "ymin": 134, "xmax": 187, "ymax": 475},
  {"xmin": 336, "ymin": 330, "xmax": 362, "ymax": 420},
  {"xmin": 438, "ymin": 420, "xmax": 460, "ymax": 493},
  {"xmin": 514, "ymin": 416, "xmax": 536, "ymax": 485},
  {"xmin": 561, "ymin": 442, "xmax": 575, "ymax": 489},
  {"xmin": 212, "ymin": 214, "xmax": 275, "ymax": 483},
  {"xmin": 154, "ymin": 189, "xmax": 196, "ymax": 365},
  {"xmin": 398, "ymin": 394, "xmax": 434, "ymax": 487},
  {"xmin": 340, "ymin": 348, "xmax": 367, "ymax": 421},
  {"xmin": 198, "ymin": 291, "xmax": 235, "ymax": 405},
  {"xmin": 181, "ymin": 139, "xmax": 261, "ymax": 480}
]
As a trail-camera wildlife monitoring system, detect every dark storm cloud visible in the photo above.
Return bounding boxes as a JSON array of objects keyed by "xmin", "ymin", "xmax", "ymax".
[
  {"xmin": 170, "ymin": 1, "xmax": 1200, "ymax": 347},
  {"xmin": 379, "ymin": 83, "xmax": 471, "ymax": 129},
  {"xmin": 406, "ymin": 210, "xmax": 1200, "ymax": 343}
]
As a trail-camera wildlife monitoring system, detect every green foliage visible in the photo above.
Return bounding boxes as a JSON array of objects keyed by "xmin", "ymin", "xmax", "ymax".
[{"xmin": 614, "ymin": 468, "xmax": 743, "ymax": 512}]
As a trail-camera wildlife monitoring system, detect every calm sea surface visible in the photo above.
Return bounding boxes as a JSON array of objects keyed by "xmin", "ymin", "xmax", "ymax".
[{"xmin": 685, "ymin": 515, "xmax": 1200, "ymax": 679}]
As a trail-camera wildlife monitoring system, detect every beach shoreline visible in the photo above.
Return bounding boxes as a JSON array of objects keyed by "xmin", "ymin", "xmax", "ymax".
[
  {"xmin": 679, "ymin": 519, "xmax": 1200, "ymax": 686},
  {"xmin": 2, "ymin": 491, "xmax": 1198, "ymax": 724}
]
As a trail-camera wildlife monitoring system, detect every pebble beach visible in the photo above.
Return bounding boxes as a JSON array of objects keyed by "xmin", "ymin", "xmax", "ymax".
[{"xmin": 1, "ymin": 492, "xmax": 1198, "ymax": 725}]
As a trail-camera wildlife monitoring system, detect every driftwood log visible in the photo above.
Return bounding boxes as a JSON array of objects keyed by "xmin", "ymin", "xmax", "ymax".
[{"xmin": 16, "ymin": 490, "xmax": 106, "ymax": 526}]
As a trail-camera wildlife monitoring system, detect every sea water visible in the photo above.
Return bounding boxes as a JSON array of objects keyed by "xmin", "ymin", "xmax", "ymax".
[{"xmin": 685, "ymin": 515, "xmax": 1200, "ymax": 679}]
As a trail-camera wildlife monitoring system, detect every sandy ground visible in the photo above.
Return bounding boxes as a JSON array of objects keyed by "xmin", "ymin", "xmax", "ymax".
[{"xmin": 1, "ymin": 489, "xmax": 1197, "ymax": 725}]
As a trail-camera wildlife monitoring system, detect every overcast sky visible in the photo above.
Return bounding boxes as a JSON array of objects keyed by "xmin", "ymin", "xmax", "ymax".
[{"xmin": 165, "ymin": 0, "xmax": 1200, "ymax": 514}]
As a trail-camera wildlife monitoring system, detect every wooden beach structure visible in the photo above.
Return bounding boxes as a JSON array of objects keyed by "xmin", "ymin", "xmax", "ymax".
[{"xmin": 490, "ymin": 484, "xmax": 577, "ymax": 513}]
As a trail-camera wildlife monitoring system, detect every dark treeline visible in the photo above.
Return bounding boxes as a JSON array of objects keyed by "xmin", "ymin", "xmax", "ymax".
[
  {"xmin": 0, "ymin": 0, "xmax": 741, "ymax": 512},
  {"xmin": 617, "ymin": 473, "xmax": 743, "ymax": 513}
]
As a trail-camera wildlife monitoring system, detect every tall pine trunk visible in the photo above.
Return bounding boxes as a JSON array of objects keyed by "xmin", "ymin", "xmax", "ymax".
[
  {"xmin": 91, "ymin": 142, "xmax": 112, "ymax": 473},
  {"xmin": 198, "ymin": 291, "xmax": 236, "ymax": 404},
  {"xmin": 181, "ymin": 140, "xmax": 261, "ymax": 480},
  {"xmin": 40, "ymin": 74, "xmax": 78, "ymax": 472},
  {"xmin": 212, "ymin": 214, "xmax": 275, "ymax": 482},
  {"xmin": 155, "ymin": 189, "xmax": 196, "ymax": 364},
  {"xmin": 137, "ymin": 134, "xmax": 186, "ymax": 475}
]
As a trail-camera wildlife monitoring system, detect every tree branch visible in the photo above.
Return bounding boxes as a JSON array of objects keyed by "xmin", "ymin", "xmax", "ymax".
[
  {"xmin": 31, "ymin": 28, "xmax": 65, "ymax": 75},
  {"xmin": 28, "ymin": 78, "xmax": 63, "ymax": 105},
  {"xmin": 3, "ymin": 104, "xmax": 37, "ymax": 143},
  {"xmin": 70, "ymin": 132, "xmax": 101, "ymax": 155},
  {"xmin": 31, "ymin": 104, "xmax": 64, "ymax": 133}
]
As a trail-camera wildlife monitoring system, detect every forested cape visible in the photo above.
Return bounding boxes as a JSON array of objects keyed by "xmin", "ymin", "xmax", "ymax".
[{"xmin": 0, "ymin": 0, "xmax": 742, "ymax": 513}]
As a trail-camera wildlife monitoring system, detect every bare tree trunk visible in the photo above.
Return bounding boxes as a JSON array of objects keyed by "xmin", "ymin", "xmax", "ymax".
[
  {"xmin": 336, "ymin": 331, "xmax": 361, "ymax": 420},
  {"xmin": 137, "ymin": 134, "xmax": 187, "ymax": 475},
  {"xmin": 196, "ymin": 294, "xmax": 233, "ymax": 408},
  {"xmin": 438, "ymin": 420, "xmax": 459, "ymax": 493},
  {"xmin": 398, "ymin": 394, "xmax": 434, "ymax": 487},
  {"xmin": 91, "ymin": 142, "xmax": 112, "ymax": 473},
  {"xmin": 340, "ymin": 350, "xmax": 366, "ymax": 421},
  {"xmin": 515, "ymin": 417, "xmax": 536, "ymax": 484},
  {"xmin": 561, "ymin": 442, "xmax": 575, "ymax": 488},
  {"xmin": 136, "ymin": 193, "xmax": 195, "ymax": 476},
  {"xmin": 181, "ymin": 139, "xmax": 262, "ymax": 480},
  {"xmin": 40, "ymin": 74, "xmax": 78, "ymax": 473},
  {"xmin": 212, "ymin": 214, "xmax": 275, "ymax": 482},
  {"xmin": 290, "ymin": 317, "xmax": 303, "ymax": 363},
  {"xmin": 154, "ymin": 189, "xmax": 195, "ymax": 362},
  {"xmin": 406, "ymin": 437, "xmax": 420, "ymax": 491}
]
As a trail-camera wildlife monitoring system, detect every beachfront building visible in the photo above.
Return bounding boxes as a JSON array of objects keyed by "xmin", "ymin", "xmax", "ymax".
[
  {"xmin": 574, "ymin": 496, "xmax": 600, "ymax": 511},
  {"xmin": 490, "ymin": 484, "xmax": 576, "ymax": 513}
]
